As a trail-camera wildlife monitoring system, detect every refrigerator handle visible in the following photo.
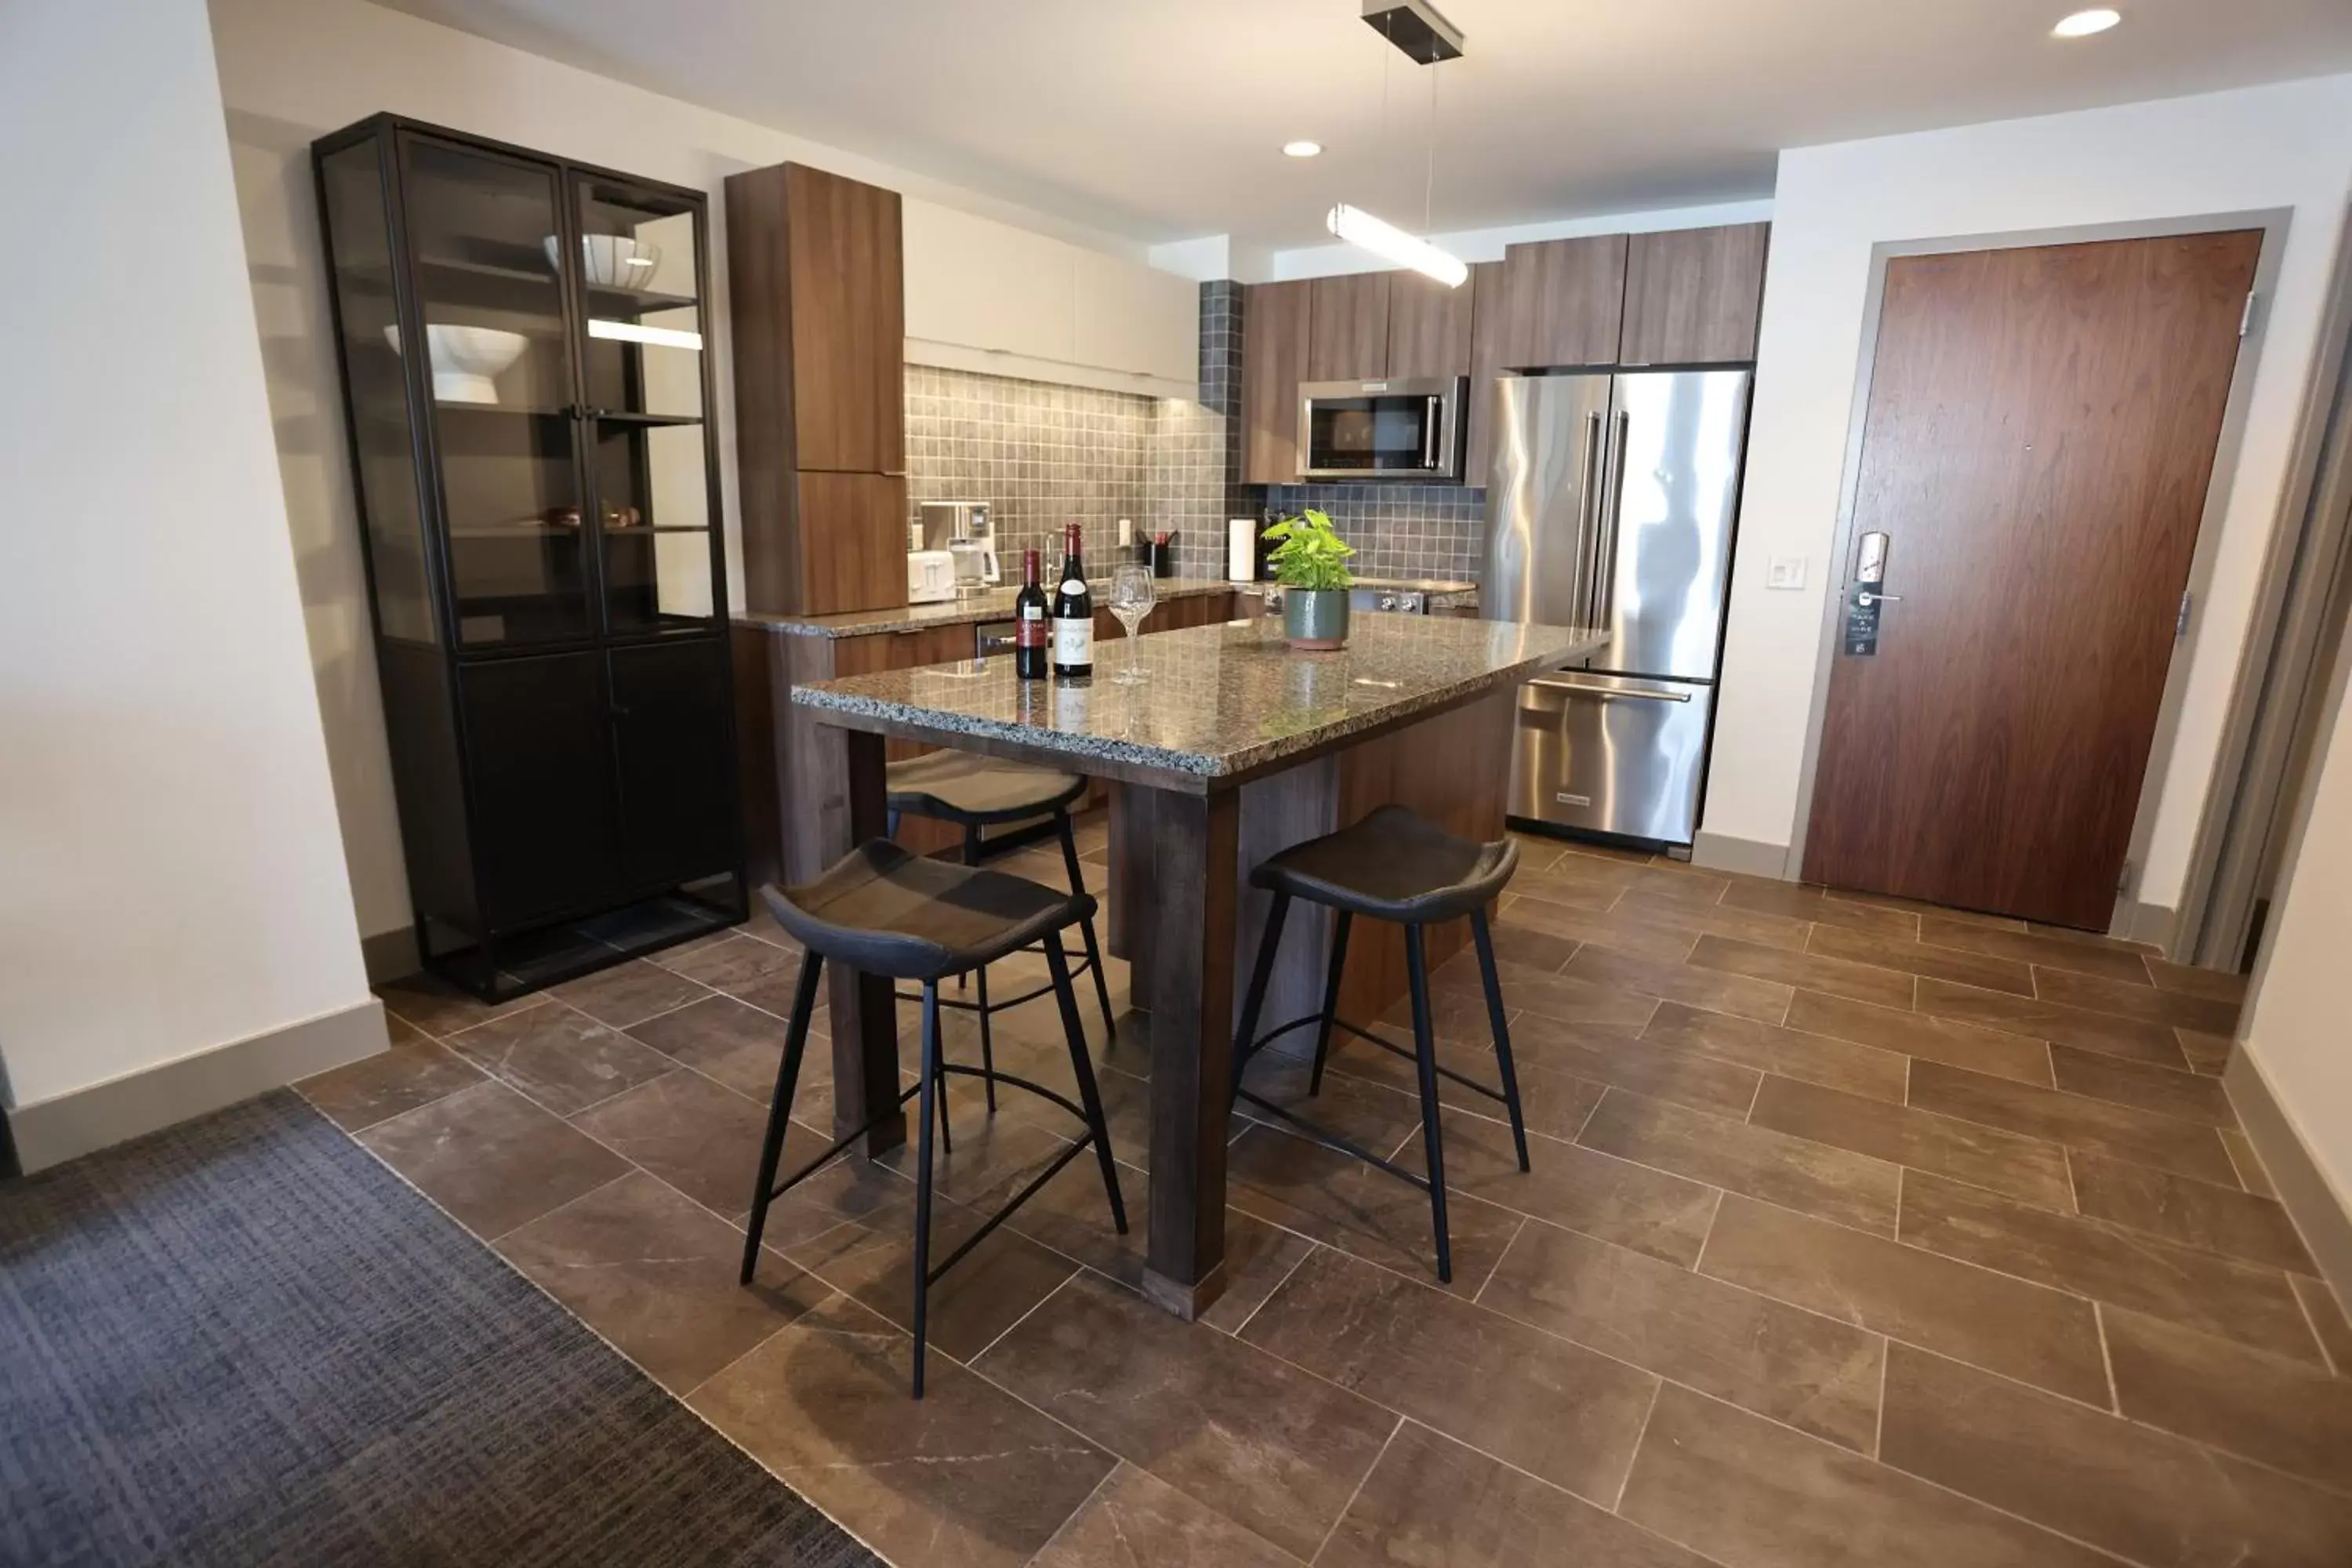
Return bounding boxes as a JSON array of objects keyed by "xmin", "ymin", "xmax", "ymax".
[
  {"xmin": 1530, "ymin": 677, "xmax": 1693, "ymax": 702},
  {"xmin": 1594, "ymin": 409, "xmax": 1632, "ymax": 627},
  {"xmin": 1576, "ymin": 411, "xmax": 1604, "ymax": 628}
]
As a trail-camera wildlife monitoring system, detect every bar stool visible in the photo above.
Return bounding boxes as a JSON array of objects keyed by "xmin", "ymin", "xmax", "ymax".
[
  {"xmin": 741, "ymin": 840, "xmax": 1128, "ymax": 1396},
  {"xmin": 884, "ymin": 753, "xmax": 1117, "ymax": 1138},
  {"xmin": 1229, "ymin": 804, "xmax": 1529, "ymax": 1284}
]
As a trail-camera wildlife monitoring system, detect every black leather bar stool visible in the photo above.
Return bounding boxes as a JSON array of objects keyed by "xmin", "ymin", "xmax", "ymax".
[
  {"xmin": 741, "ymin": 840, "xmax": 1127, "ymax": 1396},
  {"xmin": 1230, "ymin": 804, "xmax": 1529, "ymax": 1284},
  {"xmin": 884, "ymin": 753, "xmax": 1117, "ymax": 1136}
]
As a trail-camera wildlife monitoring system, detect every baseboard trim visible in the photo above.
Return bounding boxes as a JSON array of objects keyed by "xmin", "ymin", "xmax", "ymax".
[
  {"xmin": 1690, "ymin": 830, "xmax": 1791, "ymax": 880},
  {"xmin": 5, "ymin": 999, "xmax": 389, "ymax": 1174},
  {"xmin": 2225, "ymin": 1047, "xmax": 2352, "ymax": 1311},
  {"xmin": 2118, "ymin": 898, "xmax": 2179, "ymax": 952},
  {"xmin": 361, "ymin": 924, "xmax": 421, "ymax": 985}
]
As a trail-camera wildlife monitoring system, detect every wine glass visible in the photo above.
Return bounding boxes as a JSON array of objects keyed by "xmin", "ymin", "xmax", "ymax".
[{"xmin": 1109, "ymin": 563, "xmax": 1156, "ymax": 684}]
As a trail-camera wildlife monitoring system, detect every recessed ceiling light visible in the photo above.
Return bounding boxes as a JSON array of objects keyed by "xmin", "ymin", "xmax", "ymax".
[
  {"xmin": 2053, "ymin": 8, "xmax": 2122, "ymax": 37},
  {"xmin": 1283, "ymin": 140, "xmax": 1323, "ymax": 158}
]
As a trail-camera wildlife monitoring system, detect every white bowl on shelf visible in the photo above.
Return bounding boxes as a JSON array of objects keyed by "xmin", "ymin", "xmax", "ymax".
[
  {"xmin": 382, "ymin": 324, "xmax": 529, "ymax": 404},
  {"xmin": 543, "ymin": 234, "xmax": 663, "ymax": 289}
]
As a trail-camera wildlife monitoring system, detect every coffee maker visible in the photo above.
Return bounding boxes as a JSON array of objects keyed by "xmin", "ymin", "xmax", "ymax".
[{"xmin": 917, "ymin": 500, "xmax": 1000, "ymax": 591}]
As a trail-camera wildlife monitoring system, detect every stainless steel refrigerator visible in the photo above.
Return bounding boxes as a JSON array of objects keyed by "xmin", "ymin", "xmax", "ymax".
[{"xmin": 1483, "ymin": 369, "xmax": 1751, "ymax": 848}]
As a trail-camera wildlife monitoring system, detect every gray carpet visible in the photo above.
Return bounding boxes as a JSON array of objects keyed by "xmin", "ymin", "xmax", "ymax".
[{"xmin": 0, "ymin": 1092, "xmax": 877, "ymax": 1567}]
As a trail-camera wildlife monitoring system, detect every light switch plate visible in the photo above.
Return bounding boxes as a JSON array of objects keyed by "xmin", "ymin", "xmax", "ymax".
[{"xmin": 1766, "ymin": 556, "xmax": 1807, "ymax": 590}]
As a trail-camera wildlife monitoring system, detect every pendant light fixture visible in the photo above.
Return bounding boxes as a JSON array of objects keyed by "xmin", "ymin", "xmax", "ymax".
[
  {"xmin": 1327, "ymin": 205, "xmax": 1466, "ymax": 288},
  {"xmin": 1330, "ymin": 0, "xmax": 1467, "ymax": 287}
]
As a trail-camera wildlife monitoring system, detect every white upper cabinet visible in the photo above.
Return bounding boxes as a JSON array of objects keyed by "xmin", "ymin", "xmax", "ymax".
[
  {"xmin": 903, "ymin": 201, "xmax": 1076, "ymax": 361},
  {"xmin": 902, "ymin": 198, "xmax": 1198, "ymax": 397},
  {"xmin": 1073, "ymin": 251, "xmax": 1200, "ymax": 386}
]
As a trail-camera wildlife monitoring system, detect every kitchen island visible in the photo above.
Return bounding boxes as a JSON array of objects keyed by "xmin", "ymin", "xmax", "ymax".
[
  {"xmin": 731, "ymin": 578, "xmax": 1245, "ymax": 877},
  {"xmin": 795, "ymin": 612, "xmax": 1603, "ymax": 1318}
]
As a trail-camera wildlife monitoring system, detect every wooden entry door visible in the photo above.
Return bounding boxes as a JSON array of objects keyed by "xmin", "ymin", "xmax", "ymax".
[{"xmin": 1802, "ymin": 230, "xmax": 2261, "ymax": 929}]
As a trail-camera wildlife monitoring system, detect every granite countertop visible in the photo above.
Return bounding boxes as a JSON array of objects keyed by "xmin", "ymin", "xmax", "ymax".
[
  {"xmin": 794, "ymin": 613, "xmax": 1603, "ymax": 783},
  {"xmin": 737, "ymin": 577, "xmax": 1243, "ymax": 639}
]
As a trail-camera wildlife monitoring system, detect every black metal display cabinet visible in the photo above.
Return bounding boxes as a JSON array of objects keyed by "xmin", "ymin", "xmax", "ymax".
[{"xmin": 314, "ymin": 114, "xmax": 745, "ymax": 1000}]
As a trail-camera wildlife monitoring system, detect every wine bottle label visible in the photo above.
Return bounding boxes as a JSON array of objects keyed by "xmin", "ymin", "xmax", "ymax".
[
  {"xmin": 1051, "ymin": 615, "xmax": 1092, "ymax": 667},
  {"xmin": 1061, "ymin": 579, "xmax": 1086, "ymax": 597},
  {"xmin": 1016, "ymin": 609, "xmax": 1046, "ymax": 648}
]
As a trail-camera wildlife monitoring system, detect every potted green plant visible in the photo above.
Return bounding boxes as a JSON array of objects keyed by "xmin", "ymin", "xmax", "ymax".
[{"xmin": 1264, "ymin": 509, "xmax": 1357, "ymax": 650}]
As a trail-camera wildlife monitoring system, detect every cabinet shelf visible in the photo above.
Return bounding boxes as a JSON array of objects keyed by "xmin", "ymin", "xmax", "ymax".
[
  {"xmin": 586, "ymin": 283, "xmax": 698, "ymax": 317},
  {"xmin": 344, "ymin": 256, "xmax": 698, "ymax": 318},
  {"xmin": 591, "ymin": 409, "xmax": 701, "ymax": 427}
]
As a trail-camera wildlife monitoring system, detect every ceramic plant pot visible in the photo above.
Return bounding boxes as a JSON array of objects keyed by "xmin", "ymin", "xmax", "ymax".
[{"xmin": 1283, "ymin": 587, "xmax": 1351, "ymax": 650}]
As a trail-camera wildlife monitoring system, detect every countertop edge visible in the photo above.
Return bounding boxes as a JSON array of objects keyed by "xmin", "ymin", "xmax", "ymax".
[
  {"xmin": 792, "ymin": 630, "xmax": 1599, "ymax": 782},
  {"xmin": 735, "ymin": 578, "xmax": 1246, "ymax": 640}
]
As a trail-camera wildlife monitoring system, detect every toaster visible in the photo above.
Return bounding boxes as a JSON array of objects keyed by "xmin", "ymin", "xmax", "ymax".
[{"xmin": 907, "ymin": 549, "xmax": 959, "ymax": 604}]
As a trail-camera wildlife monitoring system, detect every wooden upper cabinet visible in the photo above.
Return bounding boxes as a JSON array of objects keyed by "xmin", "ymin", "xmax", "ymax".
[
  {"xmin": 725, "ymin": 161, "xmax": 907, "ymax": 614},
  {"xmin": 1464, "ymin": 260, "xmax": 1508, "ymax": 488},
  {"xmin": 1306, "ymin": 272, "xmax": 1392, "ymax": 381},
  {"xmin": 1620, "ymin": 222, "xmax": 1770, "ymax": 365},
  {"xmin": 1242, "ymin": 279, "xmax": 1312, "ymax": 485},
  {"xmin": 1499, "ymin": 234, "xmax": 1627, "ymax": 368},
  {"xmin": 727, "ymin": 165, "xmax": 905, "ymax": 477},
  {"xmin": 1385, "ymin": 270, "xmax": 1474, "ymax": 380},
  {"xmin": 782, "ymin": 165, "xmax": 904, "ymax": 472}
]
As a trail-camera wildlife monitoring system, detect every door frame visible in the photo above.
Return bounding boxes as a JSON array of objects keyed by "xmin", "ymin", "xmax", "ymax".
[
  {"xmin": 2172, "ymin": 206, "xmax": 2352, "ymax": 967},
  {"xmin": 1783, "ymin": 209, "xmax": 2292, "ymax": 941}
]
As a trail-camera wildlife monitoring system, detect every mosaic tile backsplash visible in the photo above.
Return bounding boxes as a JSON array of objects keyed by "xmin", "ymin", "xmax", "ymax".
[
  {"xmin": 1260, "ymin": 484, "xmax": 1487, "ymax": 585},
  {"xmin": 902, "ymin": 280, "xmax": 1491, "ymax": 589}
]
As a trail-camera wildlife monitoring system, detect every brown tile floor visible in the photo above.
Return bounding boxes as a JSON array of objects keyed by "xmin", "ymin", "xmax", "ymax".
[{"xmin": 307, "ymin": 819, "xmax": 2352, "ymax": 1567}]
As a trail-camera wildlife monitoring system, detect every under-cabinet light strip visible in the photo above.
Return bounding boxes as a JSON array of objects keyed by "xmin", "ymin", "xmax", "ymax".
[{"xmin": 587, "ymin": 319, "xmax": 704, "ymax": 350}]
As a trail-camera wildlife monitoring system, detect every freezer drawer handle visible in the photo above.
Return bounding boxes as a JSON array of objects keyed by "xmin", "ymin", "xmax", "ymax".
[{"xmin": 1530, "ymin": 677, "xmax": 1693, "ymax": 703}]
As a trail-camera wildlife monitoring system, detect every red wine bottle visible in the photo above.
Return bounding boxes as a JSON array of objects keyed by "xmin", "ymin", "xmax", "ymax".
[
  {"xmin": 1013, "ymin": 548, "xmax": 1048, "ymax": 681},
  {"xmin": 1051, "ymin": 524, "xmax": 1093, "ymax": 679}
]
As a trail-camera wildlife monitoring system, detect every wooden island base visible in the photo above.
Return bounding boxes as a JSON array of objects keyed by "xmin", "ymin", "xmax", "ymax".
[{"xmin": 1107, "ymin": 690, "xmax": 1514, "ymax": 1318}]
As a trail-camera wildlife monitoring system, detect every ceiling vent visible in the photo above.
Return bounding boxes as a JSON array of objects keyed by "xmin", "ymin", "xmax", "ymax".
[{"xmin": 1361, "ymin": 0, "xmax": 1465, "ymax": 64}]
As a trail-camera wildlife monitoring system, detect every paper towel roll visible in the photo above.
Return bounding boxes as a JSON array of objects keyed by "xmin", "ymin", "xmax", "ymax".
[{"xmin": 1229, "ymin": 518, "xmax": 1257, "ymax": 583}]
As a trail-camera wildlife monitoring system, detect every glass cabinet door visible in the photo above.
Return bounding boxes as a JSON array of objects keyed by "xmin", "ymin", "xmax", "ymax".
[
  {"xmin": 397, "ymin": 134, "xmax": 592, "ymax": 648},
  {"xmin": 573, "ymin": 174, "xmax": 719, "ymax": 635},
  {"xmin": 318, "ymin": 141, "xmax": 437, "ymax": 644}
]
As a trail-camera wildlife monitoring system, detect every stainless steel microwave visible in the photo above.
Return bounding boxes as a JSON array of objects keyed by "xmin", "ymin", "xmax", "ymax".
[{"xmin": 1299, "ymin": 376, "xmax": 1465, "ymax": 480}]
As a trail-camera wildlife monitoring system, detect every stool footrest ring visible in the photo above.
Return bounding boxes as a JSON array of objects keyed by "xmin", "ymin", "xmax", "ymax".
[
  {"xmin": 895, "ymin": 942, "xmax": 1102, "ymax": 1017},
  {"xmin": 763, "ymin": 1062, "xmax": 1099, "ymax": 1204}
]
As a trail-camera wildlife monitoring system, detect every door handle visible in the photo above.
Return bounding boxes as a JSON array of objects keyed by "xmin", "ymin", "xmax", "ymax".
[
  {"xmin": 1530, "ymin": 677, "xmax": 1692, "ymax": 702},
  {"xmin": 1855, "ymin": 590, "xmax": 1902, "ymax": 608},
  {"xmin": 1576, "ymin": 412, "xmax": 1604, "ymax": 626},
  {"xmin": 1594, "ymin": 409, "xmax": 1631, "ymax": 626},
  {"xmin": 1422, "ymin": 396, "xmax": 1441, "ymax": 468}
]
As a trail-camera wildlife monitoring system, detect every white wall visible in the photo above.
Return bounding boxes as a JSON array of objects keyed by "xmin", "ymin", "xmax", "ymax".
[
  {"xmin": 0, "ymin": 0, "xmax": 372, "ymax": 1112},
  {"xmin": 2235, "ymin": 653, "xmax": 2352, "ymax": 1253},
  {"xmin": 1711, "ymin": 75, "xmax": 2352, "ymax": 919},
  {"xmin": 206, "ymin": 0, "xmax": 1174, "ymax": 942}
]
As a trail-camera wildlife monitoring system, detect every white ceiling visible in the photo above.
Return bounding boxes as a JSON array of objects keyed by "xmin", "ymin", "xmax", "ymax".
[{"xmin": 377, "ymin": 0, "xmax": 2352, "ymax": 249}]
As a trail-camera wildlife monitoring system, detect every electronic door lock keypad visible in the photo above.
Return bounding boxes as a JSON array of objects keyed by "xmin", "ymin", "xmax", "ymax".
[{"xmin": 1844, "ymin": 531, "xmax": 1894, "ymax": 655}]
